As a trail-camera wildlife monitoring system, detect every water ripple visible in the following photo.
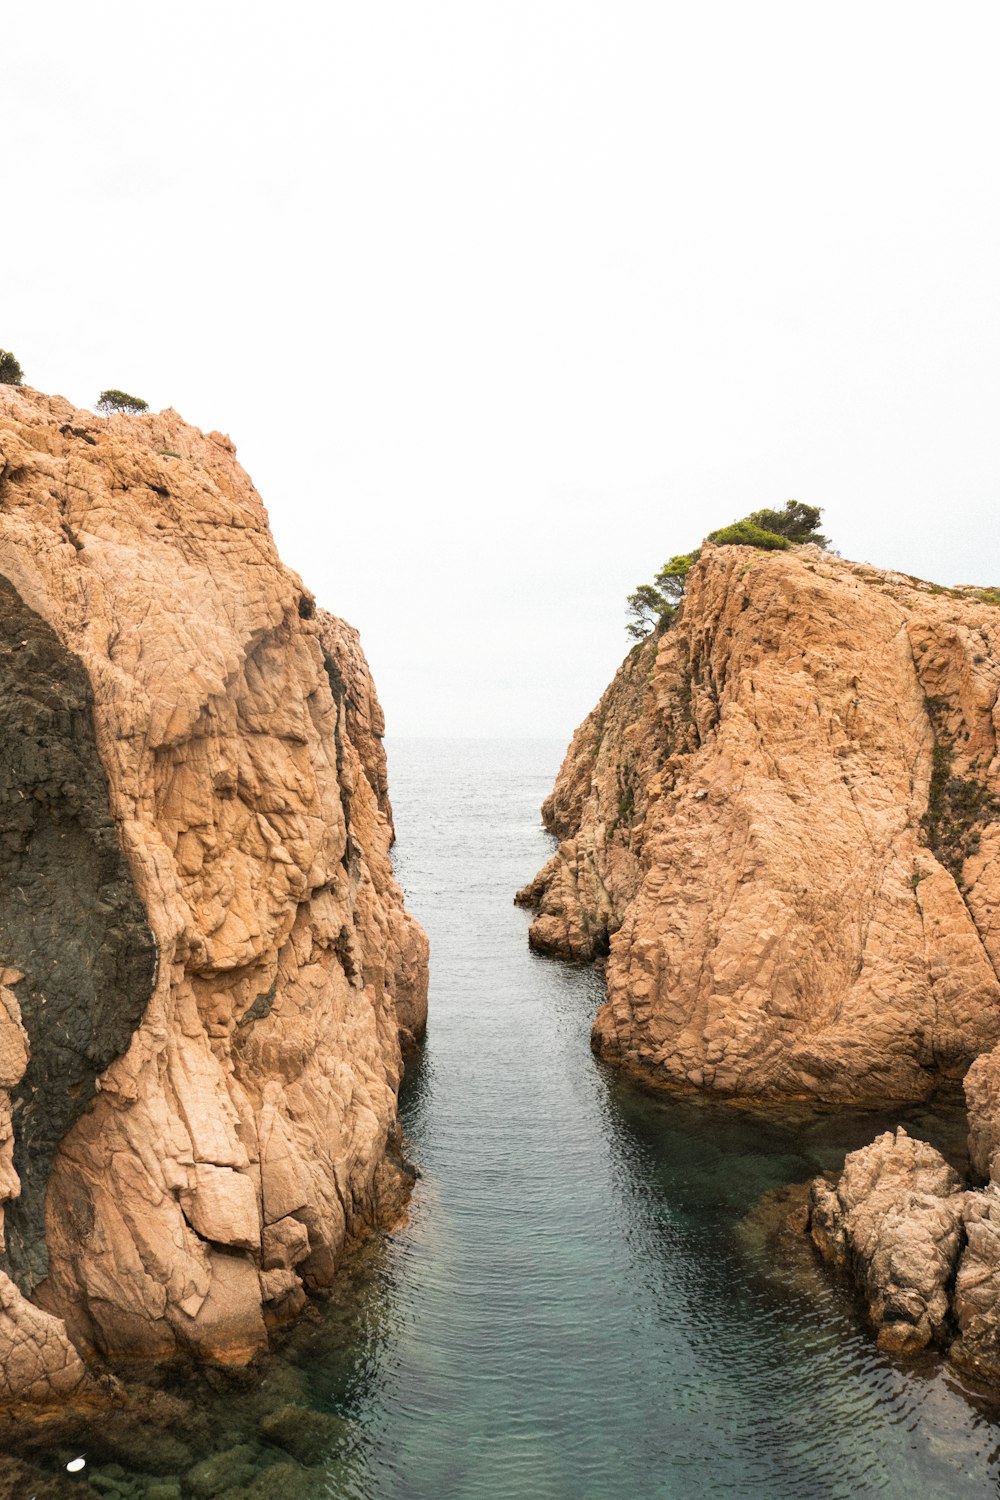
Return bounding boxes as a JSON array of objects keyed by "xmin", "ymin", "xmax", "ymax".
[
  {"xmin": 8, "ymin": 739, "xmax": 997, "ymax": 1500},
  {"xmin": 343, "ymin": 738, "xmax": 1000, "ymax": 1500}
]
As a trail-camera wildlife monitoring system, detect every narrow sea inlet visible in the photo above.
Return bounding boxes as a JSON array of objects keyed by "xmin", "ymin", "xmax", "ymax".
[
  {"xmin": 6, "ymin": 738, "xmax": 1000, "ymax": 1498},
  {"xmin": 362, "ymin": 739, "xmax": 1000, "ymax": 1499}
]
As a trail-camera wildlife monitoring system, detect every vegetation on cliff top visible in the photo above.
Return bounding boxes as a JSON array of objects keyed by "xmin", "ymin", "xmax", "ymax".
[
  {"xmin": 0, "ymin": 350, "xmax": 24, "ymax": 386},
  {"xmin": 625, "ymin": 501, "xmax": 828, "ymax": 640},
  {"xmin": 97, "ymin": 388, "xmax": 149, "ymax": 415}
]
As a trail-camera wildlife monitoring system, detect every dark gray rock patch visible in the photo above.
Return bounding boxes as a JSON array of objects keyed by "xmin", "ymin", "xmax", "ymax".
[{"xmin": 0, "ymin": 575, "xmax": 157, "ymax": 1294}]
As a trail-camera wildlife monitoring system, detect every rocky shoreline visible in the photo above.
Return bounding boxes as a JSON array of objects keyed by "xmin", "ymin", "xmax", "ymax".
[
  {"xmin": 521, "ymin": 538, "xmax": 1000, "ymax": 1381},
  {"xmin": 0, "ymin": 1231, "xmax": 388, "ymax": 1500}
]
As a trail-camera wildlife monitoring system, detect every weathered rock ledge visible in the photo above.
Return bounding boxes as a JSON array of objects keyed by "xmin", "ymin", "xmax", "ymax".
[
  {"xmin": 0, "ymin": 386, "xmax": 428, "ymax": 1404},
  {"xmin": 518, "ymin": 544, "xmax": 1000, "ymax": 1103}
]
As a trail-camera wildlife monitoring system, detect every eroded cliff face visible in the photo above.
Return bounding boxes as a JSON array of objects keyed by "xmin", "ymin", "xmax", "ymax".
[
  {"xmin": 519, "ymin": 544, "xmax": 1000, "ymax": 1102},
  {"xmin": 0, "ymin": 386, "xmax": 428, "ymax": 1403}
]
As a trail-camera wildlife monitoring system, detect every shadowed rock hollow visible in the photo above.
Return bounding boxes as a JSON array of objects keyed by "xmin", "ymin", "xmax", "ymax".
[
  {"xmin": 0, "ymin": 386, "xmax": 428, "ymax": 1404},
  {"xmin": 518, "ymin": 543, "xmax": 1000, "ymax": 1103}
]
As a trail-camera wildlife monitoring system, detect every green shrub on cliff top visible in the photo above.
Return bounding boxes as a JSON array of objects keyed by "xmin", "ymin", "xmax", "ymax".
[
  {"xmin": 0, "ymin": 350, "xmax": 24, "ymax": 385},
  {"xmin": 625, "ymin": 500, "xmax": 829, "ymax": 639},
  {"xmin": 97, "ymin": 388, "xmax": 149, "ymax": 415},
  {"xmin": 706, "ymin": 520, "xmax": 791, "ymax": 550},
  {"xmin": 744, "ymin": 500, "xmax": 828, "ymax": 547}
]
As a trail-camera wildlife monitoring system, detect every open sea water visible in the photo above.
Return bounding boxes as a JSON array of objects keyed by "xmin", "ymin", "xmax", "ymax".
[{"xmin": 6, "ymin": 737, "xmax": 1000, "ymax": 1499}]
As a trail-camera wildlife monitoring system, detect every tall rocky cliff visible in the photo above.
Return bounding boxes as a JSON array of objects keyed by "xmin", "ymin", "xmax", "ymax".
[
  {"xmin": 518, "ymin": 542, "xmax": 1000, "ymax": 1103},
  {"xmin": 0, "ymin": 386, "xmax": 428, "ymax": 1404}
]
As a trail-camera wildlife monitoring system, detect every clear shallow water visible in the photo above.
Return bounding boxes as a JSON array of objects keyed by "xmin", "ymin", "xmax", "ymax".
[
  {"xmin": 6, "ymin": 737, "xmax": 1000, "ymax": 1498},
  {"xmin": 337, "ymin": 738, "xmax": 1000, "ymax": 1499}
]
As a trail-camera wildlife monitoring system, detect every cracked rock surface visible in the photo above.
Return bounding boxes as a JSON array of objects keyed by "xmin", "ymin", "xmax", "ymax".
[
  {"xmin": 518, "ymin": 544, "xmax": 1000, "ymax": 1101},
  {"xmin": 0, "ymin": 386, "xmax": 428, "ymax": 1402}
]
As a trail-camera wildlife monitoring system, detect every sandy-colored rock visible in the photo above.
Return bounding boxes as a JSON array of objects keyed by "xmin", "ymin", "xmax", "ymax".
[
  {"xmin": 963, "ymin": 1043, "xmax": 1000, "ymax": 1181},
  {"xmin": 179, "ymin": 1164, "xmax": 260, "ymax": 1251},
  {"xmin": 807, "ymin": 1127, "xmax": 965, "ymax": 1352},
  {"xmin": 808, "ymin": 1104, "xmax": 1000, "ymax": 1386},
  {"xmin": 520, "ymin": 544, "xmax": 1000, "ymax": 1101},
  {"xmin": 0, "ymin": 988, "xmax": 27, "ymax": 1092},
  {"xmin": 0, "ymin": 959, "xmax": 86, "ymax": 1402},
  {"xmin": 0, "ymin": 986, "xmax": 28, "ymax": 1257},
  {"xmin": 0, "ymin": 1270, "xmax": 87, "ymax": 1404},
  {"xmin": 0, "ymin": 386, "xmax": 428, "ymax": 1401},
  {"xmin": 951, "ymin": 1184, "xmax": 1000, "ymax": 1381},
  {"xmin": 837, "ymin": 1043, "xmax": 1000, "ymax": 1384},
  {"xmin": 261, "ymin": 1216, "xmax": 311, "ymax": 1271}
]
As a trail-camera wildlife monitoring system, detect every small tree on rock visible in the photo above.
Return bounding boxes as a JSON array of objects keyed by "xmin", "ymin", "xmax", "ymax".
[
  {"xmin": 744, "ymin": 500, "xmax": 828, "ymax": 547},
  {"xmin": 0, "ymin": 350, "xmax": 24, "ymax": 386},
  {"xmin": 624, "ymin": 502, "xmax": 830, "ymax": 638},
  {"xmin": 626, "ymin": 583, "xmax": 670, "ymax": 640},
  {"xmin": 625, "ymin": 551, "xmax": 700, "ymax": 639},
  {"xmin": 97, "ymin": 389, "xmax": 149, "ymax": 415},
  {"xmin": 654, "ymin": 551, "xmax": 699, "ymax": 604}
]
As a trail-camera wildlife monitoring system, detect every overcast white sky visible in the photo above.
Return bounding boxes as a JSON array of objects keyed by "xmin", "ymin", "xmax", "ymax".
[{"xmin": 4, "ymin": 3, "xmax": 1000, "ymax": 737}]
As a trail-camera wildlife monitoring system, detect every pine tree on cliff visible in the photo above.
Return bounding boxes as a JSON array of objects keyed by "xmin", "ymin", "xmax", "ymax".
[
  {"xmin": 97, "ymin": 389, "xmax": 149, "ymax": 415},
  {"xmin": 744, "ymin": 500, "xmax": 828, "ymax": 547},
  {"xmin": 0, "ymin": 350, "xmax": 24, "ymax": 385},
  {"xmin": 626, "ymin": 556, "xmax": 698, "ymax": 640}
]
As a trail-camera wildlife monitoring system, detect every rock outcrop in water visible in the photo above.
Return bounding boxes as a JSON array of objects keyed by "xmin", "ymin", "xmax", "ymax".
[
  {"xmin": 0, "ymin": 386, "xmax": 427, "ymax": 1403},
  {"xmin": 808, "ymin": 1056, "xmax": 1000, "ymax": 1383},
  {"xmin": 518, "ymin": 543, "xmax": 1000, "ymax": 1102},
  {"xmin": 808, "ymin": 1127, "xmax": 967, "ymax": 1354}
]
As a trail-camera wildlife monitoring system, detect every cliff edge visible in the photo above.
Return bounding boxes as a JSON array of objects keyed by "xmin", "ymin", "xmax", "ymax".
[
  {"xmin": 518, "ymin": 543, "xmax": 1000, "ymax": 1102},
  {"xmin": 0, "ymin": 386, "xmax": 428, "ymax": 1403}
]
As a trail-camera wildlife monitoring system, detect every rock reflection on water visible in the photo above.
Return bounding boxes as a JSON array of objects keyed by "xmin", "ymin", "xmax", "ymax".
[{"xmin": 4, "ymin": 739, "xmax": 1000, "ymax": 1500}]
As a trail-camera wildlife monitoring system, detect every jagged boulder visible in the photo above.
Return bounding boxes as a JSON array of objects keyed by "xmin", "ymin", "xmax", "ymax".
[{"xmin": 808, "ymin": 1128, "xmax": 966, "ymax": 1352}]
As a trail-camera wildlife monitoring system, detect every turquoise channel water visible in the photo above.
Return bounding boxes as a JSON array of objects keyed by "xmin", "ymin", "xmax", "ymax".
[{"xmin": 6, "ymin": 737, "xmax": 1000, "ymax": 1498}]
